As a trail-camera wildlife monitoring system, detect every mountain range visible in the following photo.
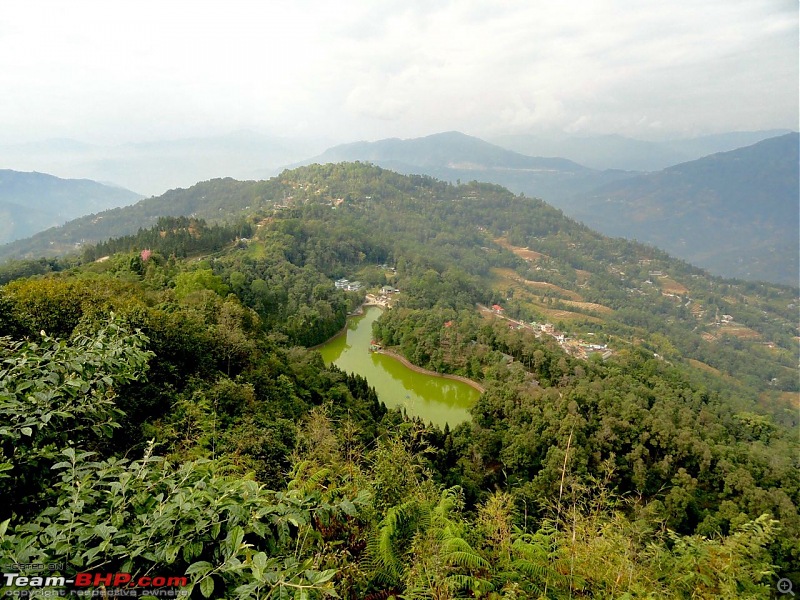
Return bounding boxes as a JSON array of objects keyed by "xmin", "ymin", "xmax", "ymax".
[
  {"xmin": 0, "ymin": 170, "xmax": 141, "ymax": 245},
  {"xmin": 491, "ymin": 129, "xmax": 792, "ymax": 171},
  {"xmin": 562, "ymin": 133, "xmax": 799, "ymax": 285},
  {"xmin": 0, "ymin": 129, "xmax": 796, "ymax": 286},
  {"xmin": 294, "ymin": 131, "xmax": 636, "ymax": 203},
  {"xmin": 295, "ymin": 131, "xmax": 799, "ymax": 286}
]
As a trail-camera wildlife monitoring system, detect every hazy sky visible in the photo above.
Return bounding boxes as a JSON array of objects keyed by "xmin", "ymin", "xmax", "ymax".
[{"xmin": 2, "ymin": 0, "xmax": 797, "ymax": 145}]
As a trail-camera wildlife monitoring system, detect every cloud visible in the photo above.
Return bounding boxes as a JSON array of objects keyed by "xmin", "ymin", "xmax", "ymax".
[
  {"xmin": 345, "ymin": 84, "xmax": 409, "ymax": 121},
  {"xmin": 0, "ymin": 0, "xmax": 795, "ymax": 144}
]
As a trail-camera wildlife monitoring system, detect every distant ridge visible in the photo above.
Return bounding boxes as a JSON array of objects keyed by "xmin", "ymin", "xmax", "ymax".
[
  {"xmin": 491, "ymin": 129, "xmax": 792, "ymax": 171},
  {"xmin": 310, "ymin": 131, "xmax": 586, "ymax": 171},
  {"xmin": 0, "ymin": 170, "xmax": 141, "ymax": 245},
  {"xmin": 295, "ymin": 131, "xmax": 637, "ymax": 202},
  {"xmin": 3, "ymin": 131, "xmax": 797, "ymax": 286},
  {"xmin": 563, "ymin": 133, "xmax": 800, "ymax": 285}
]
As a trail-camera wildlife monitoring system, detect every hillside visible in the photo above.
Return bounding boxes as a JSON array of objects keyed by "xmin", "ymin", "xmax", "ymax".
[
  {"xmin": 5, "ymin": 163, "xmax": 796, "ymax": 406},
  {"xmin": 562, "ymin": 133, "xmax": 800, "ymax": 285},
  {"xmin": 0, "ymin": 170, "xmax": 141, "ymax": 244},
  {"xmin": 296, "ymin": 131, "xmax": 799, "ymax": 285},
  {"xmin": 1, "ymin": 163, "xmax": 798, "ymax": 594}
]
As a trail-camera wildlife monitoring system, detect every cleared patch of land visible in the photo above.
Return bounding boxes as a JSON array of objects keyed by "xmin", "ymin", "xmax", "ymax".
[
  {"xmin": 760, "ymin": 390, "xmax": 800, "ymax": 411},
  {"xmin": 524, "ymin": 280, "xmax": 584, "ymax": 301},
  {"xmin": 245, "ymin": 241, "xmax": 268, "ymax": 259},
  {"xmin": 489, "ymin": 267, "xmax": 609, "ymax": 323},
  {"xmin": 559, "ymin": 299, "xmax": 614, "ymax": 315},
  {"xmin": 777, "ymin": 391, "xmax": 799, "ymax": 410},
  {"xmin": 494, "ymin": 237, "xmax": 547, "ymax": 261}
]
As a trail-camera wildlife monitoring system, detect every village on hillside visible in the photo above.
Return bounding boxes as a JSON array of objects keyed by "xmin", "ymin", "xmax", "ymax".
[{"xmin": 479, "ymin": 303, "xmax": 614, "ymax": 361}]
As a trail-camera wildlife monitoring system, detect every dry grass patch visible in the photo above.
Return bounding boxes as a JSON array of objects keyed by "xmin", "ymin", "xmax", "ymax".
[
  {"xmin": 688, "ymin": 358, "xmax": 722, "ymax": 375},
  {"xmin": 534, "ymin": 305, "xmax": 603, "ymax": 324},
  {"xmin": 778, "ymin": 391, "xmax": 799, "ymax": 409},
  {"xmin": 559, "ymin": 299, "xmax": 613, "ymax": 315},
  {"xmin": 491, "ymin": 267, "xmax": 584, "ymax": 301},
  {"xmin": 494, "ymin": 237, "xmax": 548, "ymax": 261},
  {"xmin": 719, "ymin": 324, "xmax": 761, "ymax": 340},
  {"xmin": 760, "ymin": 390, "xmax": 800, "ymax": 410},
  {"xmin": 524, "ymin": 280, "xmax": 584, "ymax": 301}
]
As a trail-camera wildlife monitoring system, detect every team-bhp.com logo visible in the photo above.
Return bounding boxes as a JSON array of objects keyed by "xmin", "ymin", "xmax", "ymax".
[{"xmin": 3, "ymin": 571, "xmax": 189, "ymax": 597}]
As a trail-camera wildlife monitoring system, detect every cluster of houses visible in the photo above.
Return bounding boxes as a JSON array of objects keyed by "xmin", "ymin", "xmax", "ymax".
[
  {"xmin": 486, "ymin": 304, "xmax": 614, "ymax": 361},
  {"xmin": 335, "ymin": 278, "xmax": 363, "ymax": 292},
  {"xmin": 366, "ymin": 286, "xmax": 400, "ymax": 308},
  {"xmin": 532, "ymin": 320, "xmax": 613, "ymax": 360}
]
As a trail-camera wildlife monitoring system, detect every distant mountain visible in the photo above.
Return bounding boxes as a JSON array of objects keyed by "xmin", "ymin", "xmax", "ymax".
[
  {"xmin": 0, "ymin": 170, "xmax": 141, "ymax": 245},
  {"xmin": 0, "ymin": 131, "xmax": 326, "ymax": 196},
  {"xmin": 664, "ymin": 130, "xmax": 795, "ymax": 162},
  {"xmin": 491, "ymin": 129, "xmax": 791, "ymax": 171},
  {"xmin": 296, "ymin": 131, "xmax": 638, "ymax": 202},
  {"xmin": 311, "ymin": 131, "xmax": 583, "ymax": 171},
  {"xmin": 562, "ymin": 133, "xmax": 800, "ymax": 285}
]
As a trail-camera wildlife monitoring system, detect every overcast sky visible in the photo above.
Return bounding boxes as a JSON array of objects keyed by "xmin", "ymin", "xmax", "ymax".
[{"xmin": 1, "ymin": 0, "xmax": 797, "ymax": 145}]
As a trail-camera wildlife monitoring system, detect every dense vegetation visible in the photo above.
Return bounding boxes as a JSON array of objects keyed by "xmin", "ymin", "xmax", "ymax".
[{"xmin": 0, "ymin": 163, "xmax": 797, "ymax": 598}]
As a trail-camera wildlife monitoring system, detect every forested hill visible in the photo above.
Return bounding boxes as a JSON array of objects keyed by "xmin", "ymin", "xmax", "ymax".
[
  {"xmin": 0, "ymin": 176, "xmax": 279, "ymax": 262},
  {"xmin": 0, "ymin": 162, "xmax": 798, "ymax": 595},
  {"xmin": 0, "ymin": 169, "xmax": 141, "ymax": 244}
]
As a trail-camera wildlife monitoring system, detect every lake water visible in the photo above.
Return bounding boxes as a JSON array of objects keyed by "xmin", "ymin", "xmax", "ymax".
[{"xmin": 318, "ymin": 306, "xmax": 480, "ymax": 428}]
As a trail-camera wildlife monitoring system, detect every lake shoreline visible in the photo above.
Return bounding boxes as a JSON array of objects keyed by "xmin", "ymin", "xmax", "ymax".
[
  {"xmin": 312, "ymin": 302, "xmax": 485, "ymax": 394},
  {"xmin": 374, "ymin": 348, "xmax": 486, "ymax": 394},
  {"xmin": 307, "ymin": 301, "xmax": 379, "ymax": 350},
  {"xmin": 316, "ymin": 305, "xmax": 481, "ymax": 427}
]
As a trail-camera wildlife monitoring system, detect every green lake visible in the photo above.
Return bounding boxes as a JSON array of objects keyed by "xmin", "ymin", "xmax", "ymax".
[{"xmin": 318, "ymin": 306, "xmax": 480, "ymax": 428}]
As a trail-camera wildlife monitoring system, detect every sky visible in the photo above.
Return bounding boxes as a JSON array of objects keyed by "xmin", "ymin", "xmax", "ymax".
[{"xmin": 1, "ymin": 0, "xmax": 797, "ymax": 145}]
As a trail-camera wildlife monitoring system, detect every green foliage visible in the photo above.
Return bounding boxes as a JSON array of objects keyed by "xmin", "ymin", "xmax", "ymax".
[
  {"xmin": 0, "ymin": 162, "xmax": 796, "ymax": 597},
  {"xmin": 1, "ymin": 446, "xmax": 352, "ymax": 599},
  {"xmin": 0, "ymin": 316, "xmax": 153, "ymax": 516}
]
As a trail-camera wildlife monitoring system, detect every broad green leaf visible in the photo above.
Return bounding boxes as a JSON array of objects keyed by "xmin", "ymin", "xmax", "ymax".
[
  {"xmin": 199, "ymin": 576, "xmax": 214, "ymax": 598},
  {"xmin": 185, "ymin": 561, "xmax": 212, "ymax": 576}
]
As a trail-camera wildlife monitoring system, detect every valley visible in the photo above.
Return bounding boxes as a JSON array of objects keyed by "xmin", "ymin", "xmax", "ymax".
[{"xmin": 0, "ymin": 162, "xmax": 797, "ymax": 597}]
